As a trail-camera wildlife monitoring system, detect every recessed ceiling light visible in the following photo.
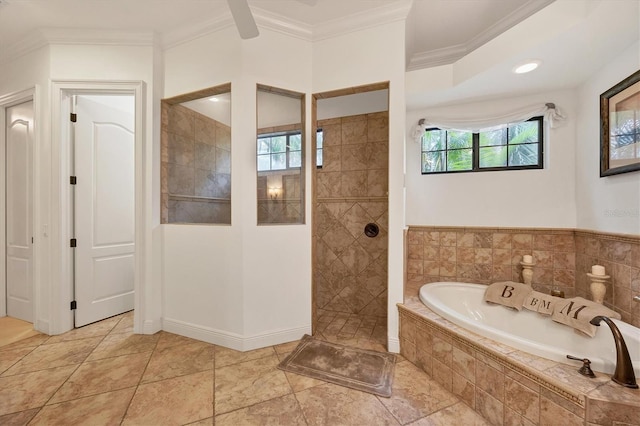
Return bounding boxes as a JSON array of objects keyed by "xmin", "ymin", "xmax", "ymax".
[
  {"xmin": 208, "ymin": 97, "xmax": 219, "ymax": 103},
  {"xmin": 513, "ymin": 60, "xmax": 541, "ymax": 74}
]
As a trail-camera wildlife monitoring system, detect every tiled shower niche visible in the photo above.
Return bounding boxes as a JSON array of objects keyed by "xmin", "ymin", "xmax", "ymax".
[{"xmin": 161, "ymin": 84, "xmax": 231, "ymax": 224}]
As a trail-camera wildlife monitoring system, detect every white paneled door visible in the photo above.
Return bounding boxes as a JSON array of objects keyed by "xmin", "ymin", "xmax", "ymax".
[
  {"xmin": 74, "ymin": 95, "xmax": 135, "ymax": 327},
  {"xmin": 6, "ymin": 100, "xmax": 34, "ymax": 322}
]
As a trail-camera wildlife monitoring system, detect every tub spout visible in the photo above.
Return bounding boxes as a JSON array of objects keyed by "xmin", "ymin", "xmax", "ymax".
[{"xmin": 589, "ymin": 316, "xmax": 638, "ymax": 388}]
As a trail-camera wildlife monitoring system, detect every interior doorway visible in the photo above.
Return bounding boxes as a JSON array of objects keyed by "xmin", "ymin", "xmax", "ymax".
[
  {"xmin": 5, "ymin": 99, "xmax": 35, "ymax": 324},
  {"xmin": 311, "ymin": 82, "xmax": 390, "ymax": 347},
  {"xmin": 70, "ymin": 94, "xmax": 135, "ymax": 327},
  {"xmin": 48, "ymin": 81, "xmax": 145, "ymax": 336}
]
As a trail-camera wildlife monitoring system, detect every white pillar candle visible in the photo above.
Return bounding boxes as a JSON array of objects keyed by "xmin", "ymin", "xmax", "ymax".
[
  {"xmin": 522, "ymin": 255, "xmax": 533, "ymax": 264},
  {"xmin": 591, "ymin": 265, "xmax": 606, "ymax": 276}
]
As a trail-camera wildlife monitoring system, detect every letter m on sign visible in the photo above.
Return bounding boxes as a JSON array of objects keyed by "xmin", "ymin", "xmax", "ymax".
[{"xmin": 559, "ymin": 301, "xmax": 587, "ymax": 319}]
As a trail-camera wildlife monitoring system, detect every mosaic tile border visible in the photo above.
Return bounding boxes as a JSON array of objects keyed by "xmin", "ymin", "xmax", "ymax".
[
  {"xmin": 408, "ymin": 225, "xmax": 575, "ymax": 235},
  {"xmin": 575, "ymin": 228, "xmax": 640, "ymax": 244}
]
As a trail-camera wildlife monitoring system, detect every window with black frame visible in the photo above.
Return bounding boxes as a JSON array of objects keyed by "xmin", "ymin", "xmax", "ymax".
[
  {"xmin": 316, "ymin": 128, "xmax": 323, "ymax": 168},
  {"xmin": 257, "ymin": 131, "xmax": 302, "ymax": 171},
  {"xmin": 421, "ymin": 116, "xmax": 543, "ymax": 174}
]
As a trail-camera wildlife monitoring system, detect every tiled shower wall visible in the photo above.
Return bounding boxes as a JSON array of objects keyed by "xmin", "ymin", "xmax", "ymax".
[
  {"xmin": 161, "ymin": 103, "xmax": 231, "ymax": 224},
  {"xmin": 257, "ymin": 174, "xmax": 303, "ymax": 224},
  {"xmin": 313, "ymin": 112, "xmax": 389, "ymax": 323},
  {"xmin": 405, "ymin": 226, "xmax": 640, "ymax": 327}
]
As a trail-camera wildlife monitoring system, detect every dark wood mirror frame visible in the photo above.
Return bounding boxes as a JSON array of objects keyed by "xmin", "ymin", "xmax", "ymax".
[{"xmin": 600, "ymin": 69, "xmax": 640, "ymax": 177}]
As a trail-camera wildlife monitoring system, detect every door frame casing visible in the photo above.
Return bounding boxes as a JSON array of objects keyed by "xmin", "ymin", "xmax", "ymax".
[
  {"xmin": 51, "ymin": 80, "xmax": 145, "ymax": 334},
  {"xmin": 0, "ymin": 87, "xmax": 38, "ymax": 321}
]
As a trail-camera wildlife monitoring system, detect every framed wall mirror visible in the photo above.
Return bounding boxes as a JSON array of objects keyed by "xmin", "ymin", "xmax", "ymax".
[
  {"xmin": 161, "ymin": 83, "xmax": 232, "ymax": 224},
  {"xmin": 256, "ymin": 85, "xmax": 305, "ymax": 225}
]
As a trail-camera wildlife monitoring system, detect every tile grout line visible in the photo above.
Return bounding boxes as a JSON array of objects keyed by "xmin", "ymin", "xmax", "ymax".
[
  {"xmin": 373, "ymin": 392, "xmax": 402, "ymax": 425},
  {"xmin": 291, "ymin": 386, "xmax": 311, "ymax": 426},
  {"xmin": 0, "ymin": 344, "xmax": 40, "ymax": 377},
  {"xmin": 22, "ymin": 315, "xmax": 123, "ymax": 422},
  {"xmin": 213, "ymin": 340, "xmax": 333, "ymax": 423},
  {"xmin": 118, "ymin": 325, "xmax": 162, "ymax": 425}
]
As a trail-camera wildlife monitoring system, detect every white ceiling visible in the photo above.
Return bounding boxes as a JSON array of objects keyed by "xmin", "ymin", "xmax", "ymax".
[
  {"xmin": 0, "ymin": 0, "xmax": 552, "ymax": 64},
  {"xmin": 0, "ymin": 0, "xmax": 638, "ymax": 111}
]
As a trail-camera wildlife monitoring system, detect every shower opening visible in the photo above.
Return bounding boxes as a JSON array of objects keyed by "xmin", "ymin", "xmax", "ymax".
[{"xmin": 311, "ymin": 82, "xmax": 390, "ymax": 348}]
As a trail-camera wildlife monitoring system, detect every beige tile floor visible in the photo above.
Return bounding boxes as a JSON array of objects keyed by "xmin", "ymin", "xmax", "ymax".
[{"xmin": 0, "ymin": 312, "xmax": 489, "ymax": 425}]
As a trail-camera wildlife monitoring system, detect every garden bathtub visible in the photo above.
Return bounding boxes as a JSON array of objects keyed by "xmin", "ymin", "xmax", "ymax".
[{"xmin": 419, "ymin": 282, "xmax": 640, "ymax": 376}]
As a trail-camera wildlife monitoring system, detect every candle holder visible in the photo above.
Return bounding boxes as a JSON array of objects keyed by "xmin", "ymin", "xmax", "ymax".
[
  {"xmin": 520, "ymin": 261, "xmax": 535, "ymax": 286},
  {"xmin": 587, "ymin": 272, "xmax": 610, "ymax": 304}
]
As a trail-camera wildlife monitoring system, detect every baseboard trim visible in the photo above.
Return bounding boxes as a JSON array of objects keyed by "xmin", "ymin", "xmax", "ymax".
[
  {"xmin": 243, "ymin": 325, "xmax": 311, "ymax": 351},
  {"xmin": 143, "ymin": 319, "xmax": 161, "ymax": 335},
  {"xmin": 35, "ymin": 319, "xmax": 50, "ymax": 335},
  {"xmin": 162, "ymin": 317, "xmax": 310, "ymax": 351},
  {"xmin": 387, "ymin": 336, "xmax": 400, "ymax": 353}
]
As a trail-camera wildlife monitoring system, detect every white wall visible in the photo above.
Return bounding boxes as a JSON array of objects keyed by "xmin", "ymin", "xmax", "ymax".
[
  {"xmin": 0, "ymin": 47, "xmax": 51, "ymax": 332},
  {"xmin": 317, "ymin": 89, "xmax": 389, "ymax": 120},
  {"xmin": 162, "ymin": 20, "xmax": 406, "ymax": 351},
  {"xmin": 162, "ymin": 27, "xmax": 313, "ymax": 349},
  {"xmin": 313, "ymin": 20, "xmax": 407, "ymax": 352},
  {"xmin": 257, "ymin": 90, "xmax": 301, "ymax": 128},
  {"xmin": 576, "ymin": 41, "xmax": 640, "ymax": 235},
  {"xmin": 163, "ymin": 28, "xmax": 247, "ymax": 346},
  {"xmin": 405, "ymin": 90, "xmax": 577, "ymax": 228}
]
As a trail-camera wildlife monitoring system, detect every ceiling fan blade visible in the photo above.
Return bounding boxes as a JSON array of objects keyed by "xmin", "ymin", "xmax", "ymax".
[{"xmin": 226, "ymin": 0, "xmax": 259, "ymax": 39}]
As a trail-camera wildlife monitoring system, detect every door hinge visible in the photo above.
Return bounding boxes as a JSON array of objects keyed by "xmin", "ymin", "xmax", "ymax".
[
  {"xmin": 70, "ymin": 176, "xmax": 77, "ymax": 185},
  {"xmin": 70, "ymin": 238, "xmax": 77, "ymax": 248},
  {"xmin": 70, "ymin": 300, "xmax": 77, "ymax": 310},
  {"xmin": 70, "ymin": 113, "xmax": 77, "ymax": 123},
  {"xmin": 31, "ymin": 237, "xmax": 34, "ymax": 244}
]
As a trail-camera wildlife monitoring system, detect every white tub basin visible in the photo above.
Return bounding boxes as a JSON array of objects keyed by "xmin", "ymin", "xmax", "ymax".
[{"xmin": 419, "ymin": 282, "xmax": 640, "ymax": 376}]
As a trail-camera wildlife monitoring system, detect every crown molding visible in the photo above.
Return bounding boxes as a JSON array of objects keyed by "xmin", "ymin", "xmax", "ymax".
[
  {"xmin": 407, "ymin": 0, "xmax": 554, "ymax": 71},
  {"xmin": 162, "ymin": 0, "xmax": 410, "ymax": 48},
  {"xmin": 1, "ymin": 28, "xmax": 158, "ymax": 65},
  {"xmin": 312, "ymin": 0, "xmax": 412, "ymax": 41},
  {"xmin": 40, "ymin": 28, "xmax": 156, "ymax": 46},
  {"xmin": 0, "ymin": 31, "xmax": 48, "ymax": 65},
  {"xmin": 407, "ymin": 44, "xmax": 468, "ymax": 71},
  {"xmin": 162, "ymin": 13, "xmax": 236, "ymax": 49},
  {"xmin": 467, "ymin": 0, "xmax": 554, "ymax": 54},
  {"xmin": 1, "ymin": 0, "xmax": 411, "ymax": 62},
  {"xmin": 253, "ymin": 7, "xmax": 312, "ymax": 41}
]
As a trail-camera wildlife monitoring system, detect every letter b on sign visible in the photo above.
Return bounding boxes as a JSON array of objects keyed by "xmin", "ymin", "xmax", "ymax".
[{"xmin": 501, "ymin": 286, "xmax": 514, "ymax": 298}]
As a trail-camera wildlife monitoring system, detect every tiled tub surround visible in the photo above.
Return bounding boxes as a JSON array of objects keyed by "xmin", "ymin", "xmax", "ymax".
[
  {"xmin": 161, "ymin": 102, "xmax": 232, "ymax": 224},
  {"xmin": 399, "ymin": 299, "xmax": 640, "ymax": 426},
  {"xmin": 405, "ymin": 226, "xmax": 640, "ymax": 328},
  {"xmin": 313, "ymin": 112, "xmax": 389, "ymax": 326},
  {"xmin": 574, "ymin": 230, "xmax": 640, "ymax": 328}
]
